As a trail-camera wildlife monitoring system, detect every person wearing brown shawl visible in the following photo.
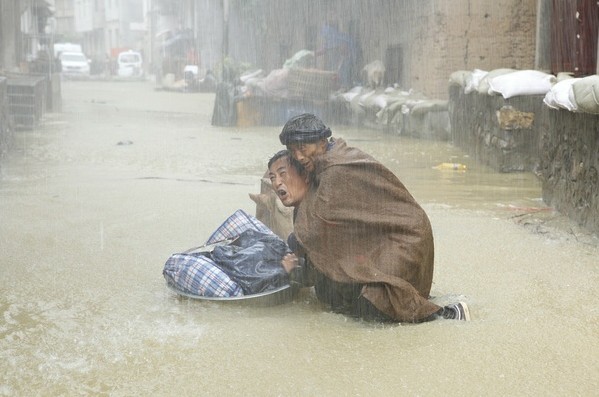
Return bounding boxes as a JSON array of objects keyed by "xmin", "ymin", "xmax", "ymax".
[{"xmin": 278, "ymin": 113, "xmax": 470, "ymax": 323}]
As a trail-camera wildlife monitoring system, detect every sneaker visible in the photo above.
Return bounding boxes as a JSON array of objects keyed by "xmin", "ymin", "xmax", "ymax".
[{"xmin": 443, "ymin": 302, "xmax": 471, "ymax": 321}]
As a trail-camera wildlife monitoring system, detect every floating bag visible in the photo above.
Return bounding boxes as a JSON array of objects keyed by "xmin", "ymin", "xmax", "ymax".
[{"xmin": 211, "ymin": 229, "xmax": 290, "ymax": 295}]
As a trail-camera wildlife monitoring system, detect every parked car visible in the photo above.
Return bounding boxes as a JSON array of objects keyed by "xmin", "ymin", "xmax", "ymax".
[
  {"xmin": 59, "ymin": 52, "xmax": 90, "ymax": 78},
  {"xmin": 54, "ymin": 42, "xmax": 83, "ymax": 58},
  {"xmin": 117, "ymin": 50, "xmax": 144, "ymax": 78}
]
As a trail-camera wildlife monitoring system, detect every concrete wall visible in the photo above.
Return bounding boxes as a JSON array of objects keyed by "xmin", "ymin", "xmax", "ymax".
[
  {"xmin": 194, "ymin": 0, "xmax": 224, "ymax": 72},
  {"xmin": 448, "ymin": 85, "xmax": 599, "ymax": 233},
  {"xmin": 0, "ymin": 76, "xmax": 12, "ymax": 157},
  {"xmin": 0, "ymin": 0, "xmax": 22, "ymax": 72}
]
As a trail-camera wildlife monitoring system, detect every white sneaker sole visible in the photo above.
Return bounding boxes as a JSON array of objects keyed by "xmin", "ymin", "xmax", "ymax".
[{"xmin": 458, "ymin": 301, "xmax": 471, "ymax": 321}]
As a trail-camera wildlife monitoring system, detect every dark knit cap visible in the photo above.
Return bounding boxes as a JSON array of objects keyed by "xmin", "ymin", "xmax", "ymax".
[{"xmin": 279, "ymin": 113, "xmax": 332, "ymax": 145}]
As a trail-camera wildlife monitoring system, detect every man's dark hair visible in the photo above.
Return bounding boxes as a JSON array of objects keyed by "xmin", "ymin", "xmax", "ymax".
[
  {"xmin": 279, "ymin": 113, "xmax": 332, "ymax": 145},
  {"xmin": 268, "ymin": 149, "xmax": 307, "ymax": 178}
]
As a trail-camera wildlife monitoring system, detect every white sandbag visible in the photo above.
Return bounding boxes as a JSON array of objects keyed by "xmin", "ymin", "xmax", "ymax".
[
  {"xmin": 449, "ymin": 70, "xmax": 471, "ymax": 87},
  {"xmin": 410, "ymin": 99, "xmax": 448, "ymax": 116},
  {"xmin": 488, "ymin": 70, "xmax": 556, "ymax": 99},
  {"xmin": 556, "ymin": 72, "xmax": 575, "ymax": 82},
  {"xmin": 571, "ymin": 75, "xmax": 599, "ymax": 114},
  {"xmin": 361, "ymin": 91, "xmax": 384, "ymax": 109},
  {"xmin": 358, "ymin": 90, "xmax": 376, "ymax": 107},
  {"xmin": 477, "ymin": 68, "xmax": 516, "ymax": 95},
  {"xmin": 464, "ymin": 69, "xmax": 487, "ymax": 94},
  {"xmin": 340, "ymin": 86, "xmax": 363, "ymax": 102},
  {"xmin": 543, "ymin": 78, "xmax": 579, "ymax": 111},
  {"xmin": 341, "ymin": 91, "xmax": 359, "ymax": 102},
  {"xmin": 373, "ymin": 94, "xmax": 387, "ymax": 109},
  {"xmin": 543, "ymin": 90, "xmax": 558, "ymax": 110}
]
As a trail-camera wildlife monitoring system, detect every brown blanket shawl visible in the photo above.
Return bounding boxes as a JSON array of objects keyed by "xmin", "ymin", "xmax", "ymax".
[{"xmin": 294, "ymin": 138, "xmax": 440, "ymax": 321}]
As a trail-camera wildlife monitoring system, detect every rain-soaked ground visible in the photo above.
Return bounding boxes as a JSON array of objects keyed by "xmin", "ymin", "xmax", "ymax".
[{"xmin": 0, "ymin": 80, "xmax": 597, "ymax": 396}]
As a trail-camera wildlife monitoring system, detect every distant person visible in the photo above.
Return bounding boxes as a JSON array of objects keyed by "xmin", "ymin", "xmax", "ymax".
[
  {"xmin": 104, "ymin": 54, "xmax": 111, "ymax": 76},
  {"xmin": 200, "ymin": 70, "xmax": 217, "ymax": 92},
  {"xmin": 277, "ymin": 114, "xmax": 471, "ymax": 322},
  {"xmin": 315, "ymin": 19, "xmax": 357, "ymax": 89}
]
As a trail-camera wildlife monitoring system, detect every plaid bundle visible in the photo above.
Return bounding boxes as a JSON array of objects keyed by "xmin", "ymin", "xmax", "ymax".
[
  {"xmin": 163, "ymin": 253, "xmax": 243, "ymax": 297},
  {"xmin": 206, "ymin": 209, "xmax": 274, "ymax": 244},
  {"xmin": 164, "ymin": 209, "xmax": 276, "ymax": 297}
]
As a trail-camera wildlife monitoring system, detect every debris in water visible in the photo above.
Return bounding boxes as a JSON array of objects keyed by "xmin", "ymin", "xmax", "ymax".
[{"xmin": 432, "ymin": 162, "xmax": 467, "ymax": 171}]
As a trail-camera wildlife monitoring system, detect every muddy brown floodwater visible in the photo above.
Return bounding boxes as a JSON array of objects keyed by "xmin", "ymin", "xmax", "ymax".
[{"xmin": 1, "ymin": 80, "xmax": 597, "ymax": 396}]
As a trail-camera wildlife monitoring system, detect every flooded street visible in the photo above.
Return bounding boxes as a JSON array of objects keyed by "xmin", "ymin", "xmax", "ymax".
[{"xmin": 1, "ymin": 80, "xmax": 597, "ymax": 396}]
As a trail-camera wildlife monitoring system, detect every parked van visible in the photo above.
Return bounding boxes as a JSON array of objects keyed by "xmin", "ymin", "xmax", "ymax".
[
  {"xmin": 116, "ymin": 50, "xmax": 144, "ymax": 78},
  {"xmin": 59, "ymin": 52, "xmax": 90, "ymax": 77}
]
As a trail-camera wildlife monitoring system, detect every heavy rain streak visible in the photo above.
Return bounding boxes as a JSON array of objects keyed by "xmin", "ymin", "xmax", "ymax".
[{"xmin": 1, "ymin": 1, "xmax": 598, "ymax": 396}]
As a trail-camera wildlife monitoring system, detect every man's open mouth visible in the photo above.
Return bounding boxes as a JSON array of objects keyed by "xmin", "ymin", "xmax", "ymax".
[{"xmin": 277, "ymin": 188, "xmax": 289, "ymax": 200}]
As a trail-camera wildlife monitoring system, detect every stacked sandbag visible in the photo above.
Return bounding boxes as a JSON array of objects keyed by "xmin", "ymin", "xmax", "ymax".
[
  {"xmin": 542, "ymin": 74, "xmax": 599, "ymax": 114},
  {"xmin": 448, "ymin": 70, "xmax": 471, "ymax": 88},
  {"xmin": 464, "ymin": 69, "xmax": 488, "ymax": 94},
  {"xmin": 452, "ymin": 69, "xmax": 556, "ymax": 99},
  {"xmin": 488, "ymin": 70, "xmax": 556, "ymax": 99},
  {"xmin": 571, "ymin": 75, "xmax": 599, "ymax": 114},
  {"xmin": 543, "ymin": 76, "xmax": 579, "ymax": 111},
  {"xmin": 337, "ymin": 85, "xmax": 432, "ymax": 133},
  {"xmin": 477, "ymin": 68, "xmax": 516, "ymax": 95},
  {"xmin": 402, "ymin": 99, "xmax": 450, "ymax": 139}
]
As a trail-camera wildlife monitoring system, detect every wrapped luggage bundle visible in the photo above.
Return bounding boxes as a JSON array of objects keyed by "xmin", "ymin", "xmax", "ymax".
[{"xmin": 163, "ymin": 210, "xmax": 290, "ymax": 297}]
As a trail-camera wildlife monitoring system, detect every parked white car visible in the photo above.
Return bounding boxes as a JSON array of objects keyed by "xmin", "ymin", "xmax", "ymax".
[
  {"xmin": 59, "ymin": 52, "xmax": 90, "ymax": 77},
  {"xmin": 117, "ymin": 50, "xmax": 144, "ymax": 78},
  {"xmin": 54, "ymin": 42, "xmax": 83, "ymax": 58}
]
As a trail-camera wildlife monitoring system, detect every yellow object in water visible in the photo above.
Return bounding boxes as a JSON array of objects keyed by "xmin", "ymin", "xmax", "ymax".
[{"xmin": 433, "ymin": 162, "xmax": 467, "ymax": 171}]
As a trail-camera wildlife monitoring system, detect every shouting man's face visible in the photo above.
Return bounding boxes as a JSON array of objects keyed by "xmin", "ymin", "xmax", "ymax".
[{"xmin": 268, "ymin": 156, "xmax": 309, "ymax": 207}]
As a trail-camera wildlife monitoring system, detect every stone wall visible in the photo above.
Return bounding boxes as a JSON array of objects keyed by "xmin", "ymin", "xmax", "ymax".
[
  {"xmin": 538, "ymin": 109, "xmax": 599, "ymax": 233},
  {"xmin": 448, "ymin": 84, "xmax": 599, "ymax": 233},
  {"xmin": 449, "ymin": 84, "xmax": 544, "ymax": 172}
]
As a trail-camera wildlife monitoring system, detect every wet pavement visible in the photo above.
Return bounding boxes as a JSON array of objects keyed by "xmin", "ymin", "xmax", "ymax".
[{"xmin": 0, "ymin": 80, "xmax": 597, "ymax": 396}]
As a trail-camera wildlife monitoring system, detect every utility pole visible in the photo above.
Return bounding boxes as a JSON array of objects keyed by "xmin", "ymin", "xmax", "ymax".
[{"xmin": 223, "ymin": 0, "xmax": 229, "ymax": 62}]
